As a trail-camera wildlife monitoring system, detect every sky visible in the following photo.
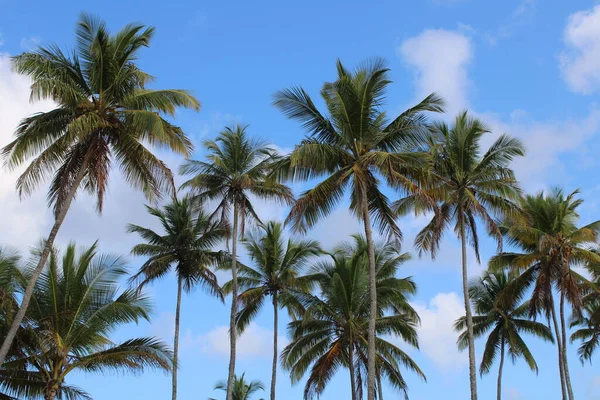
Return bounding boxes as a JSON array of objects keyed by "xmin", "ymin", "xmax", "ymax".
[{"xmin": 1, "ymin": 0, "xmax": 600, "ymax": 399}]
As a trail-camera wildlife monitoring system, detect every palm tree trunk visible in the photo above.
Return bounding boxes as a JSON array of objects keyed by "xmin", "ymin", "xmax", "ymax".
[
  {"xmin": 459, "ymin": 220, "xmax": 478, "ymax": 400},
  {"xmin": 172, "ymin": 276, "xmax": 183, "ymax": 400},
  {"xmin": 0, "ymin": 157, "xmax": 90, "ymax": 366},
  {"xmin": 226, "ymin": 202, "xmax": 239, "ymax": 400},
  {"xmin": 270, "ymin": 293, "xmax": 278, "ymax": 400},
  {"xmin": 377, "ymin": 373, "xmax": 384, "ymax": 400},
  {"xmin": 560, "ymin": 292, "xmax": 575, "ymax": 400},
  {"xmin": 360, "ymin": 190, "xmax": 377, "ymax": 400},
  {"xmin": 550, "ymin": 294, "xmax": 568, "ymax": 400},
  {"xmin": 497, "ymin": 338, "xmax": 505, "ymax": 400},
  {"xmin": 348, "ymin": 337, "xmax": 357, "ymax": 400}
]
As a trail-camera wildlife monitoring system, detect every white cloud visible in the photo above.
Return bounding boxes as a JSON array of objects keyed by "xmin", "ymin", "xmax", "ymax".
[
  {"xmin": 399, "ymin": 29, "xmax": 473, "ymax": 116},
  {"xmin": 560, "ymin": 5, "xmax": 600, "ymax": 94},
  {"xmin": 506, "ymin": 388, "xmax": 523, "ymax": 400},
  {"xmin": 20, "ymin": 37, "xmax": 40, "ymax": 51},
  {"xmin": 411, "ymin": 292, "xmax": 466, "ymax": 371},
  {"xmin": 484, "ymin": 0, "xmax": 536, "ymax": 46},
  {"xmin": 199, "ymin": 322, "xmax": 286, "ymax": 358}
]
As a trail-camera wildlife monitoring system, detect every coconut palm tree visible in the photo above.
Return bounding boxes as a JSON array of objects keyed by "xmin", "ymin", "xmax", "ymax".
[
  {"xmin": 223, "ymin": 221, "xmax": 322, "ymax": 400},
  {"xmin": 282, "ymin": 235, "xmax": 424, "ymax": 400},
  {"xmin": 273, "ymin": 58, "xmax": 443, "ymax": 400},
  {"xmin": 180, "ymin": 126, "xmax": 294, "ymax": 400},
  {"xmin": 570, "ymin": 299, "xmax": 600, "ymax": 364},
  {"xmin": 396, "ymin": 112, "xmax": 524, "ymax": 400},
  {"xmin": 209, "ymin": 374, "xmax": 265, "ymax": 400},
  {"xmin": 0, "ymin": 14, "xmax": 200, "ymax": 365},
  {"xmin": 128, "ymin": 196, "xmax": 228, "ymax": 400},
  {"xmin": 0, "ymin": 243, "xmax": 172, "ymax": 400},
  {"xmin": 490, "ymin": 189, "xmax": 600, "ymax": 400},
  {"xmin": 455, "ymin": 271, "xmax": 554, "ymax": 400}
]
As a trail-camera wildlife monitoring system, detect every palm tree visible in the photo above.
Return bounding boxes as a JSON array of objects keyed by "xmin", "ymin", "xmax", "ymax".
[
  {"xmin": 396, "ymin": 112, "xmax": 524, "ymax": 400},
  {"xmin": 223, "ymin": 221, "xmax": 322, "ymax": 400},
  {"xmin": 0, "ymin": 14, "xmax": 200, "ymax": 365},
  {"xmin": 282, "ymin": 235, "xmax": 424, "ymax": 400},
  {"xmin": 455, "ymin": 271, "xmax": 554, "ymax": 400},
  {"xmin": 180, "ymin": 125, "xmax": 294, "ymax": 400},
  {"xmin": 570, "ymin": 299, "xmax": 600, "ymax": 364},
  {"xmin": 128, "ymin": 196, "xmax": 228, "ymax": 400},
  {"xmin": 0, "ymin": 243, "xmax": 172, "ymax": 400},
  {"xmin": 490, "ymin": 189, "xmax": 600, "ymax": 400},
  {"xmin": 209, "ymin": 374, "xmax": 265, "ymax": 400},
  {"xmin": 273, "ymin": 58, "xmax": 443, "ymax": 400}
]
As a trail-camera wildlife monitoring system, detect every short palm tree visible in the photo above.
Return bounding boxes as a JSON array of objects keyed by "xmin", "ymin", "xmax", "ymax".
[
  {"xmin": 0, "ymin": 243, "xmax": 172, "ymax": 400},
  {"xmin": 180, "ymin": 125, "xmax": 294, "ymax": 400},
  {"xmin": 223, "ymin": 221, "xmax": 322, "ymax": 400},
  {"xmin": 0, "ymin": 14, "xmax": 200, "ymax": 365},
  {"xmin": 490, "ymin": 189, "xmax": 600, "ymax": 400},
  {"xmin": 128, "ymin": 196, "xmax": 228, "ymax": 400},
  {"xmin": 570, "ymin": 299, "xmax": 600, "ymax": 364},
  {"xmin": 274, "ymin": 58, "xmax": 443, "ymax": 400},
  {"xmin": 282, "ymin": 235, "xmax": 424, "ymax": 400},
  {"xmin": 396, "ymin": 112, "xmax": 524, "ymax": 400},
  {"xmin": 209, "ymin": 374, "xmax": 265, "ymax": 400},
  {"xmin": 455, "ymin": 272, "xmax": 553, "ymax": 400}
]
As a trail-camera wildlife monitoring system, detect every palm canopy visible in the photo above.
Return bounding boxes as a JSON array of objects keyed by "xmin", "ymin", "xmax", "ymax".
[
  {"xmin": 180, "ymin": 125, "xmax": 294, "ymax": 233},
  {"xmin": 128, "ymin": 195, "xmax": 227, "ymax": 296},
  {"xmin": 2, "ymin": 14, "xmax": 200, "ymax": 215},
  {"xmin": 0, "ymin": 243, "xmax": 172, "ymax": 400},
  {"xmin": 455, "ymin": 272, "xmax": 554, "ymax": 375},
  {"xmin": 226, "ymin": 221, "xmax": 323, "ymax": 331},
  {"xmin": 282, "ymin": 235, "xmax": 423, "ymax": 400},
  {"xmin": 210, "ymin": 374, "xmax": 265, "ymax": 400},
  {"xmin": 0, "ymin": 248, "xmax": 22, "ymax": 360},
  {"xmin": 570, "ymin": 299, "xmax": 600, "ymax": 364},
  {"xmin": 274, "ymin": 58, "xmax": 444, "ymax": 238},
  {"xmin": 489, "ymin": 189, "xmax": 600, "ymax": 317},
  {"xmin": 396, "ymin": 111, "xmax": 525, "ymax": 260}
]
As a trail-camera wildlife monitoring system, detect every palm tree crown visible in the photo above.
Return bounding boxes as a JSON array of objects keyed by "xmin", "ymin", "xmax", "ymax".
[
  {"xmin": 282, "ymin": 236, "xmax": 424, "ymax": 400},
  {"xmin": 210, "ymin": 374, "xmax": 265, "ymax": 400},
  {"xmin": 0, "ymin": 243, "xmax": 172, "ymax": 400}
]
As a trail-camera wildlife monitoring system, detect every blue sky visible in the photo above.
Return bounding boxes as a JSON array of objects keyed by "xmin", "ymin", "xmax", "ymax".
[{"xmin": 2, "ymin": 0, "xmax": 600, "ymax": 399}]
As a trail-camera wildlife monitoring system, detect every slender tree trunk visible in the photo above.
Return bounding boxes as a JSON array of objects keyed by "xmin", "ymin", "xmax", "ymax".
[
  {"xmin": 550, "ymin": 294, "xmax": 568, "ymax": 400},
  {"xmin": 348, "ymin": 336, "xmax": 357, "ymax": 400},
  {"xmin": 172, "ymin": 276, "xmax": 183, "ymax": 400},
  {"xmin": 270, "ymin": 293, "xmax": 278, "ymax": 400},
  {"xmin": 226, "ymin": 202, "xmax": 239, "ymax": 400},
  {"xmin": 360, "ymin": 190, "xmax": 377, "ymax": 400},
  {"xmin": 560, "ymin": 292, "xmax": 575, "ymax": 400},
  {"xmin": 377, "ymin": 373, "xmax": 384, "ymax": 400},
  {"xmin": 459, "ymin": 220, "xmax": 478, "ymax": 400},
  {"xmin": 0, "ymin": 158, "xmax": 89, "ymax": 366},
  {"xmin": 497, "ymin": 338, "xmax": 505, "ymax": 400}
]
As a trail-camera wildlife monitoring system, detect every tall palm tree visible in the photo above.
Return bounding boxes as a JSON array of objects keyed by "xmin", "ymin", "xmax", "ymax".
[
  {"xmin": 209, "ymin": 374, "xmax": 265, "ymax": 400},
  {"xmin": 396, "ymin": 112, "xmax": 524, "ymax": 400},
  {"xmin": 490, "ymin": 189, "xmax": 600, "ymax": 400},
  {"xmin": 0, "ymin": 243, "xmax": 173, "ymax": 400},
  {"xmin": 455, "ymin": 271, "xmax": 554, "ymax": 400},
  {"xmin": 128, "ymin": 196, "xmax": 228, "ymax": 400},
  {"xmin": 273, "ymin": 58, "xmax": 443, "ymax": 400},
  {"xmin": 570, "ymin": 299, "xmax": 600, "ymax": 364},
  {"xmin": 282, "ymin": 235, "xmax": 424, "ymax": 400},
  {"xmin": 223, "ymin": 221, "xmax": 322, "ymax": 400},
  {"xmin": 180, "ymin": 126, "xmax": 294, "ymax": 400},
  {"xmin": 0, "ymin": 14, "xmax": 200, "ymax": 365}
]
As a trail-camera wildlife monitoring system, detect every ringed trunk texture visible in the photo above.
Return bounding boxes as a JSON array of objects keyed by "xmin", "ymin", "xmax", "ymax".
[
  {"xmin": 0, "ymin": 157, "xmax": 89, "ymax": 366},
  {"xmin": 497, "ymin": 339, "xmax": 505, "ymax": 400},
  {"xmin": 550, "ymin": 296, "xmax": 568, "ymax": 400},
  {"xmin": 460, "ymin": 220, "xmax": 478, "ymax": 400},
  {"xmin": 348, "ymin": 338, "xmax": 357, "ymax": 400},
  {"xmin": 226, "ymin": 202, "xmax": 239, "ymax": 400},
  {"xmin": 560, "ymin": 293, "xmax": 575, "ymax": 400},
  {"xmin": 270, "ymin": 293, "xmax": 278, "ymax": 400},
  {"xmin": 172, "ymin": 276, "xmax": 183, "ymax": 400},
  {"xmin": 361, "ymin": 190, "xmax": 378, "ymax": 400}
]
